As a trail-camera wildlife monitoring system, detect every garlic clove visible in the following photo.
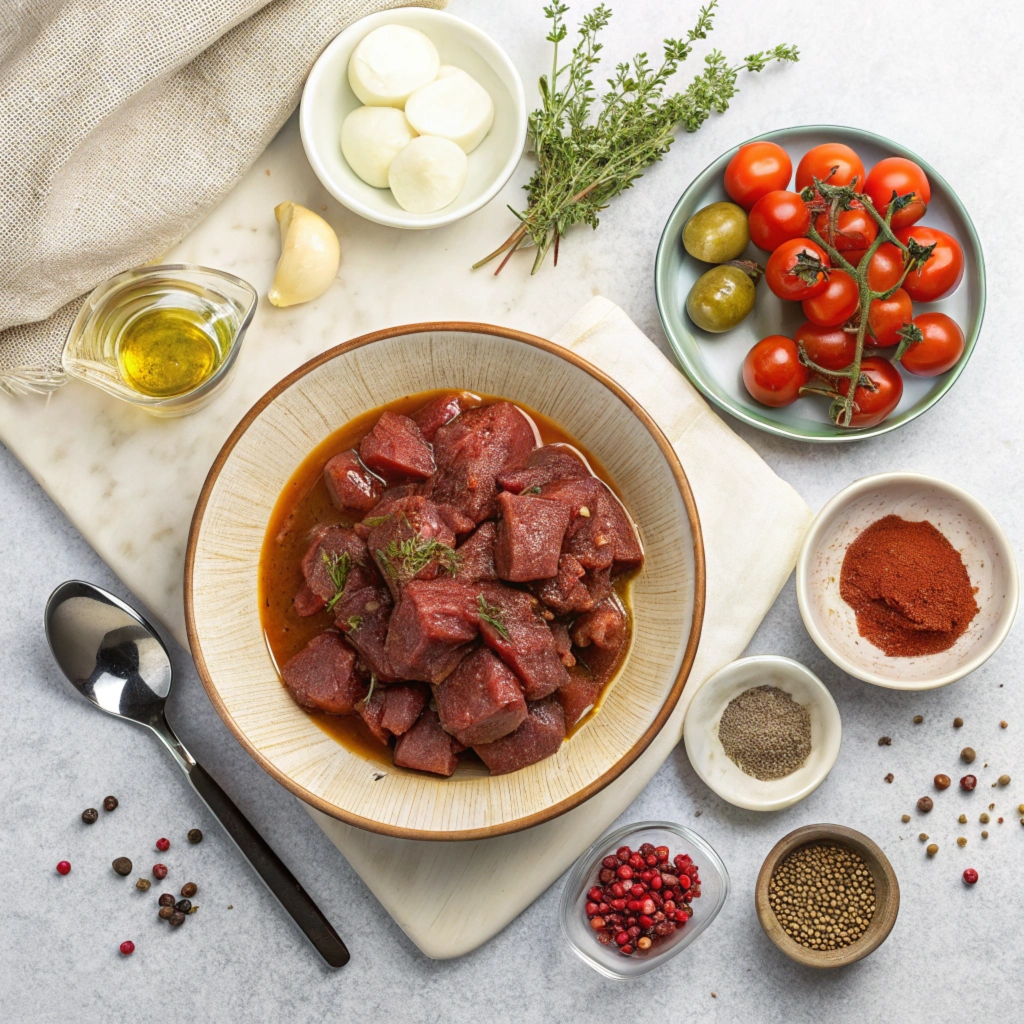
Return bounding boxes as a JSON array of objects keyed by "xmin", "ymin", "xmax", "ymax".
[
  {"xmin": 268, "ymin": 202, "xmax": 340, "ymax": 308},
  {"xmin": 405, "ymin": 68, "xmax": 494, "ymax": 154},
  {"xmin": 341, "ymin": 106, "xmax": 417, "ymax": 188},
  {"xmin": 388, "ymin": 136, "xmax": 468, "ymax": 214},
  {"xmin": 348, "ymin": 25, "xmax": 440, "ymax": 109}
]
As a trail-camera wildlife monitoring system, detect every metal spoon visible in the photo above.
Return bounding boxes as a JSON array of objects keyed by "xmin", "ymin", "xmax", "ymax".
[{"xmin": 44, "ymin": 580, "xmax": 349, "ymax": 968}]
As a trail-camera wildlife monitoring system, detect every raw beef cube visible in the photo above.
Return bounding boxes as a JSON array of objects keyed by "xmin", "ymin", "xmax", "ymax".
[
  {"xmin": 359, "ymin": 412, "xmax": 435, "ymax": 481},
  {"xmin": 280, "ymin": 631, "xmax": 368, "ymax": 715},
  {"xmin": 539, "ymin": 477, "xmax": 616, "ymax": 570},
  {"xmin": 412, "ymin": 391, "xmax": 478, "ymax": 441},
  {"xmin": 393, "ymin": 709, "xmax": 459, "ymax": 776},
  {"xmin": 334, "ymin": 564, "xmax": 399, "ymax": 682},
  {"xmin": 357, "ymin": 687, "xmax": 390, "ymax": 745},
  {"xmin": 476, "ymin": 584, "xmax": 569, "ymax": 699},
  {"xmin": 494, "ymin": 491, "xmax": 571, "ymax": 582},
  {"xmin": 532, "ymin": 554, "xmax": 594, "ymax": 615},
  {"xmin": 384, "ymin": 580, "xmax": 480, "ymax": 683},
  {"xmin": 474, "ymin": 699, "xmax": 566, "ymax": 775},
  {"xmin": 300, "ymin": 526, "xmax": 369, "ymax": 604},
  {"xmin": 323, "ymin": 450, "xmax": 383, "ymax": 512},
  {"xmin": 582, "ymin": 566, "xmax": 613, "ymax": 605},
  {"xmin": 293, "ymin": 582, "xmax": 326, "ymax": 617},
  {"xmin": 436, "ymin": 504, "xmax": 476, "ymax": 537},
  {"xmin": 498, "ymin": 444, "xmax": 590, "ymax": 494},
  {"xmin": 366, "ymin": 496, "xmax": 462, "ymax": 600},
  {"xmin": 604, "ymin": 492, "xmax": 644, "ymax": 572},
  {"xmin": 454, "ymin": 522, "xmax": 499, "ymax": 583},
  {"xmin": 550, "ymin": 622, "xmax": 576, "ymax": 667},
  {"xmin": 380, "ymin": 683, "xmax": 430, "ymax": 736},
  {"xmin": 556, "ymin": 673, "xmax": 601, "ymax": 730},
  {"xmin": 432, "ymin": 402, "xmax": 536, "ymax": 523},
  {"xmin": 434, "ymin": 648, "xmax": 528, "ymax": 746},
  {"xmin": 572, "ymin": 599, "xmax": 631, "ymax": 688}
]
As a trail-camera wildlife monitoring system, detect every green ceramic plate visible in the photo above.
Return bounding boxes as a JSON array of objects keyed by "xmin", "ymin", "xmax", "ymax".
[{"xmin": 655, "ymin": 125, "xmax": 986, "ymax": 442}]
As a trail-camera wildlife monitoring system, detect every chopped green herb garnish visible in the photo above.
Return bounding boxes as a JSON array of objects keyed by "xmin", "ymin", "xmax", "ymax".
[
  {"xmin": 346, "ymin": 615, "xmax": 363, "ymax": 632},
  {"xmin": 321, "ymin": 549, "xmax": 352, "ymax": 612},
  {"xmin": 358, "ymin": 673, "xmax": 379, "ymax": 708},
  {"xmin": 477, "ymin": 594, "xmax": 510, "ymax": 640},
  {"xmin": 521, "ymin": 485, "xmax": 543, "ymax": 496},
  {"xmin": 377, "ymin": 533, "xmax": 461, "ymax": 582},
  {"xmin": 361, "ymin": 515, "xmax": 392, "ymax": 528}
]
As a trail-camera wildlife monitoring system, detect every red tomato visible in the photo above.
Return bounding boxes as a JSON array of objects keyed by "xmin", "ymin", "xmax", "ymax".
[
  {"xmin": 748, "ymin": 190, "xmax": 810, "ymax": 251},
  {"xmin": 765, "ymin": 238, "xmax": 831, "ymax": 300},
  {"xmin": 812, "ymin": 204, "xmax": 878, "ymax": 252},
  {"xmin": 838, "ymin": 357, "xmax": 903, "ymax": 427},
  {"xmin": 742, "ymin": 335, "xmax": 809, "ymax": 407},
  {"xmin": 796, "ymin": 143, "xmax": 866, "ymax": 192},
  {"xmin": 895, "ymin": 226, "xmax": 964, "ymax": 302},
  {"xmin": 795, "ymin": 321, "xmax": 857, "ymax": 371},
  {"xmin": 863, "ymin": 157, "xmax": 931, "ymax": 229},
  {"xmin": 867, "ymin": 288, "xmax": 913, "ymax": 347},
  {"xmin": 864, "ymin": 243, "xmax": 905, "ymax": 292},
  {"xmin": 844, "ymin": 248, "xmax": 868, "ymax": 267},
  {"xmin": 724, "ymin": 142, "xmax": 793, "ymax": 210},
  {"xmin": 900, "ymin": 313, "xmax": 965, "ymax": 376},
  {"xmin": 801, "ymin": 270, "xmax": 860, "ymax": 327}
]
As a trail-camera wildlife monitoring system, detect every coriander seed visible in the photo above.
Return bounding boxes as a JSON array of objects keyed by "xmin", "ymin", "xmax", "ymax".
[
  {"xmin": 953, "ymin": 717, "xmax": 964, "ymax": 728},
  {"xmin": 917, "ymin": 796, "xmax": 933, "ymax": 812},
  {"xmin": 913, "ymin": 715, "xmax": 923, "ymax": 724},
  {"xmin": 998, "ymin": 774, "xmax": 1011, "ymax": 786},
  {"xmin": 918, "ymin": 833, "xmax": 929, "ymax": 841},
  {"xmin": 901, "ymin": 814, "xmax": 911, "ymax": 823},
  {"xmin": 187, "ymin": 829, "xmax": 203, "ymax": 845},
  {"xmin": 980, "ymin": 813, "xmax": 990, "ymax": 824},
  {"xmin": 957, "ymin": 837, "xmax": 967, "ymax": 847},
  {"xmin": 959, "ymin": 814, "xmax": 967, "ymax": 824},
  {"xmin": 926, "ymin": 844, "xmax": 938, "ymax": 857},
  {"xmin": 934, "ymin": 774, "xmax": 951, "ymax": 790},
  {"xmin": 961, "ymin": 747, "xmax": 976, "ymax": 764}
]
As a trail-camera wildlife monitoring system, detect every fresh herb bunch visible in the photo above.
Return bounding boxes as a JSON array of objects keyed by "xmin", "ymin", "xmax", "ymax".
[{"xmin": 475, "ymin": 1, "xmax": 798, "ymax": 274}]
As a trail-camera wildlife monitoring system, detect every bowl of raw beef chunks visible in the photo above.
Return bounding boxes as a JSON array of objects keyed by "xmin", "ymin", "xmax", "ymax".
[{"xmin": 186, "ymin": 324, "xmax": 705, "ymax": 840}]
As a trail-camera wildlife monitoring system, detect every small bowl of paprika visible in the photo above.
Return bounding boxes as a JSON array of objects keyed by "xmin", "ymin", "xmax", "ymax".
[{"xmin": 797, "ymin": 473, "xmax": 1018, "ymax": 690}]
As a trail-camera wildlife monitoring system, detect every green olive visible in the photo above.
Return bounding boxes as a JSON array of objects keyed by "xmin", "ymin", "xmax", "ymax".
[
  {"xmin": 682, "ymin": 202, "xmax": 750, "ymax": 263},
  {"xmin": 686, "ymin": 265, "xmax": 757, "ymax": 333}
]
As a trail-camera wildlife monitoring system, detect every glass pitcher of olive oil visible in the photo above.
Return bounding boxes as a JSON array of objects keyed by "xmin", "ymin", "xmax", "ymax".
[{"xmin": 63, "ymin": 265, "xmax": 257, "ymax": 416}]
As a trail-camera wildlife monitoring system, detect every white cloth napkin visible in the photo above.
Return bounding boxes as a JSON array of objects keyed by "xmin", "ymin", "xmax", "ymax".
[
  {"xmin": 0, "ymin": 0, "xmax": 446, "ymax": 394},
  {"xmin": 310, "ymin": 296, "xmax": 813, "ymax": 958}
]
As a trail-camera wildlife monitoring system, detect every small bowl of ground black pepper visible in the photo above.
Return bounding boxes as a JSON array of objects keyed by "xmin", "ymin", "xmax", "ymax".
[
  {"xmin": 755, "ymin": 823, "xmax": 899, "ymax": 968},
  {"xmin": 798, "ymin": 473, "xmax": 1018, "ymax": 690},
  {"xmin": 683, "ymin": 656, "xmax": 841, "ymax": 811}
]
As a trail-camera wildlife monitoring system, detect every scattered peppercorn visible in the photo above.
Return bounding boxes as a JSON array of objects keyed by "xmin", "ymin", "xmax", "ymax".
[
  {"xmin": 175, "ymin": 899, "xmax": 192, "ymax": 914},
  {"xmin": 884, "ymin": 773, "xmax": 894, "ymax": 784},
  {"xmin": 156, "ymin": 837, "xmax": 170, "ymax": 852},
  {"xmin": 103, "ymin": 796, "xmax": 118, "ymax": 812},
  {"xmin": 158, "ymin": 893, "xmax": 175, "ymax": 907},
  {"xmin": 980, "ymin": 813, "xmax": 990, "ymax": 824},
  {"xmin": 878, "ymin": 736, "xmax": 892, "ymax": 746},
  {"xmin": 963, "ymin": 868, "xmax": 978, "ymax": 884},
  {"xmin": 112, "ymin": 857, "xmax": 132, "ymax": 876},
  {"xmin": 158, "ymin": 906, "xmax": 174, "ymax": 921},
  {"xmin": 917, "ymin": 796, "xmax": 933, "ymax": 812},
  {"xmin": 152, "ymin": 863, "xmax": 168, "ymax": 880},
  {"xmin": 119, "ymin": 940, "xmax": 135, "ymax": 956},
  {"xmin": 961, "ymin": 748, "xmax": 976, "ymax": 764},
  {"xmin": 901, "ymin": 814, "xmax": 911, "ymax": 823},
  {"xmin": 981, "ymin": 831, "xmax": 989, "ymax": 839},
  {"xmin": 81, "ymin": 808, "xmax": 98, "ymax": 825},
  {"xmin": 913, "ymin": 715, "xmax": 923, "ymax": 724},
  {"xmin": 953, "ymin": 718, "xmax": 963, "ymax": 728},
  {"xmin": 168, "ymin": 911, "xmax": 186, "ymax": 927},
  {"xmin": 187, "ymin": 829, "xmax": 203, "ymax": 844},
  {"xmin": 960, "ymin": 775, "xmax": 977, "ymax": 791},
  {"xmin": 180, "ymin": 882, "xmax": 197, "ymax": 899},
  {"xmin": 56, "ymin": 861, "xmax": 71, "ymax": 875},
  {"xmin": 1019, "ymin": 805, "xmax": 1024, "ymax": 814},
  {"xmin": 998, "ymin": 774, "xmax": 1011, "ymax": 786},
  {"xmin": 1000, "ymin": 721, "xmax": 1008, "ymax": 729},
  {"xmin": 926, "ymin": 844, "xmax": 938, "ymax": 857},
  {"xmin": 998, "ymin": 817, "xmax": 1003, "ymax": 824},
  {"xmin": 958, "ymin": 814, "xmax": 967, "ymax": 824},
  {"xmin": 918, "ymin": 833, "xmax": 929, "ymax": 841},
  {"xmin": 989, "ymin": 803, "xmax": 996, "ymax": 810},
  {"xmin": 957, "ymin": 837, "xmax": 968, "ymax": 848},
  {"xmin": 934, "ymin": 774, "xmax": 951, "ymax": 790},
  {"xmin": 135, "ymin": 878, "xmax": 151, "ymax": 892}
]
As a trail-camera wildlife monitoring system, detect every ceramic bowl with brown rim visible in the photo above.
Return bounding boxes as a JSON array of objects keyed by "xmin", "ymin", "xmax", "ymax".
[
  {"xmin": 186, "ymin": 323, "xmax": 704, "ymax": 840},
  {"xmin": 755, "ymin": 823, "xmax": 900, "ymax": 968}
]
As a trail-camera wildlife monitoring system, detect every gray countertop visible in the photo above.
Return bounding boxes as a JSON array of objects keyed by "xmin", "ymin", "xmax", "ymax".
[{"xmin": 2, "ymin": 0, "xmax": 1022, "ymax": 1020}]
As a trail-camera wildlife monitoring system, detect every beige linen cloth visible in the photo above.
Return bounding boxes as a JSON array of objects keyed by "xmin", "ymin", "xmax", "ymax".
[
  {"xmin": 310, "ymin": 297, "xmax": 814, "ymax": 957},
  {"xmin": 0, "ymin": 0, "xmax": 445, "ymax": 394}
]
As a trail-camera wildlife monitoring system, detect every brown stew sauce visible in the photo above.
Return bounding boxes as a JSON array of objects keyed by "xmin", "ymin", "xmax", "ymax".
[{"xmin": 258, "ymin": 389, "xmax": 635, "ymax": 766}]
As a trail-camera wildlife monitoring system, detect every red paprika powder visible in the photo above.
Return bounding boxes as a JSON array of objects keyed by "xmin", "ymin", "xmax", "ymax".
[{"xmin": 840, "ymin": 514, "xmax": 978, "ymax": 657}]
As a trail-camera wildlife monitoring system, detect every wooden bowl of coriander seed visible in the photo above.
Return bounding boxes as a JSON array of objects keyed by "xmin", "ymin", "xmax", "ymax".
[{"xmin": 755, "ymin": 824, "xmax": 900, "ymax": 968}]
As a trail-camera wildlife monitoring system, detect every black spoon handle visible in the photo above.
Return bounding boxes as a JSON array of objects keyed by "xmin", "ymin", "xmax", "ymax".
[{"xmin": 187, "ymin": 761, "xmax": 350, "ymax": 968}]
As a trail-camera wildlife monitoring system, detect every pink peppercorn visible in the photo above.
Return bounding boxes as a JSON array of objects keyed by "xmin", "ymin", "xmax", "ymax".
[
  {"xmin": 963, "ymin": 868, "xmax": 979, "ymax": 885},
  {"xmin": 56, "ymin": 861, "xmax": 71, "ymax": 875},
  {"xmin": 152, "ymin": 863, "xmax": 168, "ymax": 880},
  {"xmin": 119, "ymin": 941, "xmax": 135, "ymax": 956}
]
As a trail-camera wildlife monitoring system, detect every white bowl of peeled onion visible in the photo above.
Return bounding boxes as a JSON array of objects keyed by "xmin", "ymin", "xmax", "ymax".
[
  {"xmin": 300, "ymin": 8, "xmax": 527, "ymax": 229},
  {"xmin": 797, "ymin": 473, "xmax": 1019, "ymax": 691}
]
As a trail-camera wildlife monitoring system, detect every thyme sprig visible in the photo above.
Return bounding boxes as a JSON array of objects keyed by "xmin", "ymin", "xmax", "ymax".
[
  {"xmin": 477, "ymin": 594, "xmax": 510, "ymax": 640},
  {"xmin": 377, "ymin": 532, "xmax": 461, "ymax": 583},
  {"xmin": 474, "ymin": 1, "xmax": 797, "ymax": 274},
  {"xmin": 321, "ymin": 549, "xmax": 352, "ymax": 613}
]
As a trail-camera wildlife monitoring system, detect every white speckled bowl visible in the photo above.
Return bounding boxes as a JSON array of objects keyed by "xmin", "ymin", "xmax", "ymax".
[
  {"xmin": 683, "ymin": 656, "xmax": 841, "ymax": 811},
  {"xmin": 797, "ymin": 473, "xmax": 1019, "ymax": 690}
]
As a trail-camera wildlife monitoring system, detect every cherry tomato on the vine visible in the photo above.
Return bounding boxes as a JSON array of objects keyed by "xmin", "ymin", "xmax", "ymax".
[
  {"xmin": 900, "ymin": 313, "xmax": 965, "ymax": 376},
  {"xmin": 867, "ymin": 288, "xmax": 913, "ymax": 347},
  {"xmin": 765, "ymin": 238, "xmax": 831, "ymax": 301},
  {"xmin": 724, "ymin": 142, "xmax": 793, "ymax": 210},
  {"xmin": 863, "ymin": 157, "xmax": 931, "ymax": 229},
  {"xmin": 863, "ymin": 242, "xmax": 905, "ymax": 292},
  {"xmin": 895, "ymin": 226, "xmax": 964, "ymax": 302},
  {"xmin": 796, "ymin": 143, "xmax": 866, "ymax": 192},
  {"xmin": 812, "ymin": 204, "xmax": 878, "ymax": 252},
  {"xmin": 795, "ymin": 321, "xmax": 857, "ymax": 371},
  {"xmin": 748, "ymin": 190, "xmax": 810, "ymax": 251},
  {"xmin": 742, "ymin": 335, "xmax": 809, "ymax": 407},
  {"xmin": 838, "ymin": 357, "xmax": 903, "ymax": 427},
  {"xmin": 801, "ymin": 269, "xmax": 860, "ymax": 327}
]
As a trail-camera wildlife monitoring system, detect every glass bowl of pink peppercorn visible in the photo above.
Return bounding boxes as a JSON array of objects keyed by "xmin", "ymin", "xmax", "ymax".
[{"xmin": 560, "ymin": 821, "xmax": 729, "ymax": 979}]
